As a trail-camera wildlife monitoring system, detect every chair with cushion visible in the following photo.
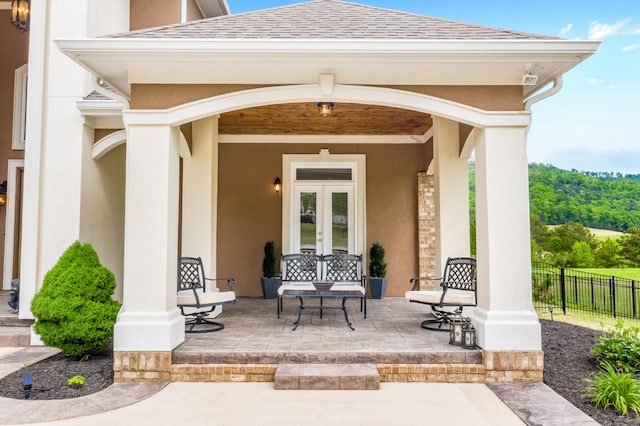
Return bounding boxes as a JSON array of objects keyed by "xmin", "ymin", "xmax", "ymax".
[
  {"xmin": 277, "ymin": 253, "xmax": 321, "ymax": 317},
  {"xmin": 405, "ymin": 257, "xmax": 476, "ymax": 331},
  {"xmin": 323, "ymin": 253, "xmax": 367, "ymax": 317},
  {"xmin": 177, "ymin": 256, "xmax": 236, "ymax": 333}
]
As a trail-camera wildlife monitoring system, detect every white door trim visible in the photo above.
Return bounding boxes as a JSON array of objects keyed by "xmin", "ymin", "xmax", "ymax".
[
  {"xmin": 282, "ymin": 150, "xmax": 366, "ymax": 256},
  {"xmin": 3, "ymin": 160, "xmax": 24, "ymax": 289}
]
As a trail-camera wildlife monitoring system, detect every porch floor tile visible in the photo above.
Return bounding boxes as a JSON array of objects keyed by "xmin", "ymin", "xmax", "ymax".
[{"xmin": 173, "ymin": 297, "xmax": 480, "ymax": 365}]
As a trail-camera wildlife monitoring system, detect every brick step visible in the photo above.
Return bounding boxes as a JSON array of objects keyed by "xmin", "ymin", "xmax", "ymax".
[{"xmin": 274, "ymin": 363, "xmax": 379, "ymax": 390}]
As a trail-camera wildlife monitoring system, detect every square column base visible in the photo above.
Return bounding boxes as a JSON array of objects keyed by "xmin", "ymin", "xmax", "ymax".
[
  {"xmin": 472, "ymin": 308, "xmax": 541, "ymax": 351},
  {"xmin": 114, "ymin": 308, "xmax": 185, "ymax": 351}
]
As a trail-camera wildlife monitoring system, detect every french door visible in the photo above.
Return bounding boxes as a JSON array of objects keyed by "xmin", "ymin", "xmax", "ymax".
[{"xmin": 293, "ymin": 185, "xmax": 355, "ymax": 255}]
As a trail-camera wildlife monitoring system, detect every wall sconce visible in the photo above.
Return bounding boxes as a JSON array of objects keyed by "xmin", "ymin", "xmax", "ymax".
[
  {"xmin": 0, "ymin": 181, "xmax": 7, "ymax": 207},
  {"xmin": 315, "ymin": 102, "xmax": 335, "ymax": 117},
  {"xmin": 273, "ymin": 177, "xmax": 281, "ymax": 196},
  {"xmin": 11, "ymin": 0, "xmax": 30, "ymax": 32}
]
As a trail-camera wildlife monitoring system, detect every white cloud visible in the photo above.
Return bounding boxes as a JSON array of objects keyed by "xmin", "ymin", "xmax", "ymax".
[
  {"xmin": 588, "ymin": 18, "xmax": 640, "ymax": 39},
  {"xmin": 622, "ymin": 43, "xmax": 640, "ymax": 52},
  {"xmin": 558, "ymin": 23, "xmax": 573, "ymax": 38},
  {"xmin": 606, "ymin": 84, "xmax": 638, "ymax": 90},
  {"xmin": 587, "ymin": 77, "xmax": 603, "ymax": 85}
]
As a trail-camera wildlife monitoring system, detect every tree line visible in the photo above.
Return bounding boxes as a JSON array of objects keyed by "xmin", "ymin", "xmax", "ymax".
[{"xmin": 468, "ymin": 163, "xmax": 640, "ymax": 267}]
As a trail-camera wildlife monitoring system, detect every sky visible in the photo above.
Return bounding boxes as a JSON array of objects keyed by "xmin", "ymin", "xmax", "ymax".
[{"xmin": 228, "ymin": 0, "xmax": 640, "ymax": 175}]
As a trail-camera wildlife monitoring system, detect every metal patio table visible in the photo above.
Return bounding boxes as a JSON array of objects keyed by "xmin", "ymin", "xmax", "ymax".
[{"xmin": 280, "ymin": 286, "xmax": 364, "ymax": 331}]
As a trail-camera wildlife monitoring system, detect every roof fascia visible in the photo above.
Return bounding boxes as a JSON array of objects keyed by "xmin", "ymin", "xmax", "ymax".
[{"xmin": 57, "ymin": 38, "xmax": 600, "ymax": 58}]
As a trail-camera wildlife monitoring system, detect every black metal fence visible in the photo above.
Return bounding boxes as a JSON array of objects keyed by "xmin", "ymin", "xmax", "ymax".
[{"xmin": 532, "ymin": 262, "xmax": 640, "ymax": 319}]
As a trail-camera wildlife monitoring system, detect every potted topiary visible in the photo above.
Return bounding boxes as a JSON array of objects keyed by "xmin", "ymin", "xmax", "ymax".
[
  {"xmin": 368, "ymin": 242, "xmax": 388, "ymax": 299},
  {"xmin": 261, "ymin": 241, "xmax": 279, "ymax": 299}
]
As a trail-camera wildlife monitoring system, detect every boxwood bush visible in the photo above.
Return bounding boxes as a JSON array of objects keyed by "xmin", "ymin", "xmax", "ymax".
[{"xmin": 31, "ymin": 241, "xmax": 120, "ymax": 360}]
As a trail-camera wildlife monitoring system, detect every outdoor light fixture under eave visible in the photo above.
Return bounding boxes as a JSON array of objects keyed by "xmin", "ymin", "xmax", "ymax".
[
  {"xmin": 274, "ymin": 177, "xmax": 281, "ymax": 196},
  {"xmin": 0, "ymin": 181, "xmax": 7, "ymax": 207},
  {"xmin": 11, "ymin": 0, "xmax": 30, "ymax": 32},
  {"xmin": 523, "ymin": 73, "xmax": 539, "ymax": 86},
  {"xmin": 315, "ymin": 102, "xmax": 335, "ymax": 117}
]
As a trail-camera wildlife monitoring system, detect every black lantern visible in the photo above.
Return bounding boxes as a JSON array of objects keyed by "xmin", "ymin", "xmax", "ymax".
[
  {"xmin": 462, "ymin": 319, "xmax": 477, "ymax": 349},
  {"xmin": 448, "ymin": 309, "xmax": 464, "ymax": 345},
  {"xmin": 11, "ymin": 0, "xmax": 30, "ymax": 32}
]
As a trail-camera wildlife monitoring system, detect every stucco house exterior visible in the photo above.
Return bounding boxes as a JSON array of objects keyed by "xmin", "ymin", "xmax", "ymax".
[{"xmin": 2, "ymin": 0, "xmax": 598, "ymax": 379}]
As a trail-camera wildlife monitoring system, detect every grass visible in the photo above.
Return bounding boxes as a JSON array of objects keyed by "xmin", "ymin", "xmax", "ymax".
[
  {"xmin": 575, "ymin": 269, "xmax": 640, "ymax": 281},
  {"xmin": 535, "ymin": 307, "xmax": 640, "ymax": 331}
]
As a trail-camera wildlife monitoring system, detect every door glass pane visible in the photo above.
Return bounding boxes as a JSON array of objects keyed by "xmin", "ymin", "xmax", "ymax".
[
  {"xmin": 300, "ymin": 192, "xmax": 317, "ymax": 253},
  {"xmin": 332, "ymin": 192, "xmax": 348, "ymax": 254},
  {"xmin": 296, "ymin": 168, "xmax": 352, "ymax": 181}
]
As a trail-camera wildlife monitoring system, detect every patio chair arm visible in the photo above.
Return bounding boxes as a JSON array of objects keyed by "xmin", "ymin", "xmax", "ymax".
[
  {"xmin": 178, "ymin": 285, "xmax": 201, "ymax": 305},
  {"xmin": 409, "ymin": 276, "xmax": 444, "ymax": 291},
  {"xmin": 204, "ymin": 277, "xmax": 236, "ymax": 291}
]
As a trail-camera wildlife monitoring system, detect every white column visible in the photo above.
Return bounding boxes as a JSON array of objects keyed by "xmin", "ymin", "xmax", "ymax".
[
  {"xmin": 472, "ymin": 126, "xmax": 540, "ymax": 351},
  {"xmin": 433, "ymin": 117, "xmax": 470, "ymax": 274},
  {"xmin": 114, "ymin": 124, "xmax": 184, "ymax": 351},
  {"xmin": 19, "ymin": 0, "xmax": 130, "ymax": 321},
  {"xmin": 181, "ymin": 117, "xmax": 219, "ymax": 279}
]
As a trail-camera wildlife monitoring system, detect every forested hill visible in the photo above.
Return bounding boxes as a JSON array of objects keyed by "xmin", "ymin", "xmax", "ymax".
[{"xmin": 469, "ymin": 163, "xmax": 640, "ymax": 232}]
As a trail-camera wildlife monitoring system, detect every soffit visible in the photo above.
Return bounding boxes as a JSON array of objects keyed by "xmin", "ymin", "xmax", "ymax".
[
  {"xmin": 196, "ymin": 0, "xmax": 230, "ymax": 18},
  {"xmin": 218, "ymin": 103, "xmax": 431, "ymax": 135}
]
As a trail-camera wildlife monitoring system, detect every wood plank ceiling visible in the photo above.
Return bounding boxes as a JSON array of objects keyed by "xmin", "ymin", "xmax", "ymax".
[{"xmin": 218, "ymin": 103, "xmax": 432, "ymax": 135}]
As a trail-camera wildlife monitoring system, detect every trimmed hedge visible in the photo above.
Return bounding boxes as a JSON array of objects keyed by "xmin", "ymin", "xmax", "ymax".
[{"xmin": 31, "ymin": 241, "xmax": 120, "ymax": 360}]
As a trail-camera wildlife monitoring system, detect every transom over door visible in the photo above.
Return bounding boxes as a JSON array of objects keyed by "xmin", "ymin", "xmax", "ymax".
[{"xmin": 293, "ymin": 185, "xmax": 355, "ymax": 255}]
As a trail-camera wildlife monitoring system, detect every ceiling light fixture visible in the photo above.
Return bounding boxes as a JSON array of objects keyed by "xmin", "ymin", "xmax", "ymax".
[{"xmin": 315, "ymin": 102, "xmax": 335, "ymax": 117}]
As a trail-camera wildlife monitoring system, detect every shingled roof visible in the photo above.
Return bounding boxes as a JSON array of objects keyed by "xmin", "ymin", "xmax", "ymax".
[{"xmin": 110, "ymin": 0, "xmax": 557, "ymax": 40}]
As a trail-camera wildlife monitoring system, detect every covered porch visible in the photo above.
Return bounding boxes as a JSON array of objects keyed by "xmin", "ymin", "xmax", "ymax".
[{"xmin": 22, "ymin": 0, "xmax": 599, "ymax": 383}]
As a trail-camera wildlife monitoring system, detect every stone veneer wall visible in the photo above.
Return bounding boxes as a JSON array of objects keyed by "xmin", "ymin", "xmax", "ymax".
[
  {"xmin": 114, "ymin": 351, "xmax": 543, "ymax": 383},
  {"xmin": 417, "ymin": 172, "xmax": 436, "ymax": 289}
]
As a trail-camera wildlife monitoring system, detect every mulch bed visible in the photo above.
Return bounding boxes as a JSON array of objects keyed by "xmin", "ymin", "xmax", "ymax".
[
  {"xmin": 0, "ymin": 319, "xmax": 638, "ymax": 425},
  {"xmin": 541, "ymin": 319, "xmax": 640, "ymax": 425},
  {"xmin": 0, "ymin": 350, "xmax": 113, "ymax": 400}
]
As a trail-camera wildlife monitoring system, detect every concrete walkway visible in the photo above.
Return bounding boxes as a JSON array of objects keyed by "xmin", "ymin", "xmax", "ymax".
[
  {"xmin": 15, "ymin": 382, "xmax": 524, "ymax": 426},
  {"xmin": 0, "ymin": 346, "xmax": 598, "ymax": 426}
]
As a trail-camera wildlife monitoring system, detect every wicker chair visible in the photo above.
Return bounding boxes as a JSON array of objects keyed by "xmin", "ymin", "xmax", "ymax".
[
  {"xmin": 177, "ymin": 257, "xmax": 236, "ymax": 333},
  {"xmin": 405, "ymin": 257, "xmax": 476, "ymax": 331}
]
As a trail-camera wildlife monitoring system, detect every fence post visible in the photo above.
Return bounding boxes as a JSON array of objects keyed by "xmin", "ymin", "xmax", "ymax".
[
  {"xmin": 560, "ymin": 267, "xmax": 567, "ymax": 315},
  {"xmin": 610, "ymin": 276, "xmax": 617, "ymax": 318},
  {"xmin": 590, "ymin": 277, "xmax": 595, "ymax": 310},
  {"xmin": 633, "ymin": 280, "xmax": 637, "ymax": 319}
]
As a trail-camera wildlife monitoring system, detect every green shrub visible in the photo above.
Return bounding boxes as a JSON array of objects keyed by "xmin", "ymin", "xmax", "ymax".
[
  {"xmin": 591, "ymin": 320, "xmax": 640, "ymax": 374},
  {"xmin": 31, "ymin": 241, "xmax": 121, "ymax": 360},
  {"xmin": 262, "ymin": 241, "xmax": 276, "ymax": 278},
  {"xmin": 369, "ymin": 242, "xmax": 387, "ymax": 278},
  {"xmin": 67, "ymin": 375, "xmax": 85, "ymax": 387},
  {"xmin": 583, "ymin": 361, "xmax": 640, "ymax": 417}
]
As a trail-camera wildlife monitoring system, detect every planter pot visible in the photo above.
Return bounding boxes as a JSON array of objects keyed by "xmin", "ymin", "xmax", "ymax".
[
  {"xmin": 369, "ymin": 277, "xmax": 388, "ymax": 299},
  {"xmin": 261, "ymin": 277, "xmax": 279, "ymax": 299}
]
